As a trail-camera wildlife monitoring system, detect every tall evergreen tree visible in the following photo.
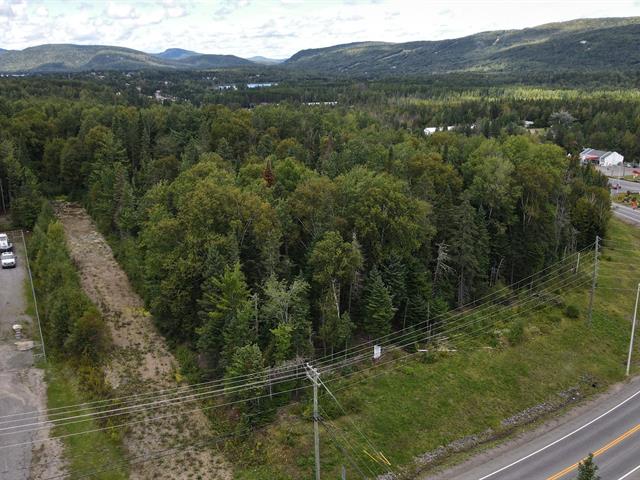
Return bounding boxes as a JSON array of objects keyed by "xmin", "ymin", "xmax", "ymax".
[
  {"xmin": 449, "ymin": 199, "xmax": 490, "ymax": 306},
  {"xmin": 363, "ymin": 267, "xmax": 395, "ymax": 338},
  {"xmin": 198, "ymin": 262, "xmax": 255, "ymax": 370}
]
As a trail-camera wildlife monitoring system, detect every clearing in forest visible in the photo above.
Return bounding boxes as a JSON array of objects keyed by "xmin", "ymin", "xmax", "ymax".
[{"xmin": 54, "ymin": 202, "xmax": 231, "ymax": 480}]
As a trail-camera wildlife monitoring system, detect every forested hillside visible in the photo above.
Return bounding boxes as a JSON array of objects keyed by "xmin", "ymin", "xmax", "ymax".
[
  {"xmin": 0, "ymin": 78, "xmax": 612, "ymax": 379},
  {"xmin": 285, "ymin": 17, "xmax": 640, "ymax": 75},
  {"xmin": 2, "ymin": 17, "xmax": 640, "ymax": 75},
  {"xmin": 0, "ymin": 44, "xmax": 254, "ymax": 72}
]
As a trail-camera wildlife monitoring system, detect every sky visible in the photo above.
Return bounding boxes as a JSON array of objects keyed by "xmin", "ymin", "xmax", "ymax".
[{"xmin": 0, "ymin": 0, "xmax": 639, "ymax": 59}]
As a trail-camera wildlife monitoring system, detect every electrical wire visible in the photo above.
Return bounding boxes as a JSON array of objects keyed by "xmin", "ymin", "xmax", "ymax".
[
  {"xmin": 318, "ymin": 416, "xmax": 369, "ymax": 479},
  {"xmin": 318, "ymin": 263, "xmax": 592, "ymax": 374},
  {"xmin": 0, "ymin": 368, "xmax": 306, "ymax": 435},
  {"xmin": 0, "ymin": 384, "xmax": 311, "ymax": 451},
  {"xmin": 329, "ymin": 278, "xmax": 592, "ymax": 393},
  {"xmin": 323, "ymin": 276, "xmax": 591, "ymax": 379},
  {"xmin": 4, "ymin": 248, "xmax": 594, "ymax": 434},
  {"xmin": 0, "ymin": 360, "xmax": 306, "ymax": 424},
  {"xmin": 318, "ymin": 406, "xmax": 378, "ymax": 479},
  {"xmin": 6, "ymin": 246, "xmax": 596, "ymax": 453}
]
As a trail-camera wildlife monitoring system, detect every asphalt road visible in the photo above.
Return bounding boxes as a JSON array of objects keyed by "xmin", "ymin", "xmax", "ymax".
[
  {"xmin": 610, "ymin": 178, "xmax": 640, "ymax": 194},
  {"xmin": 0, "ymin": 233, "xmax": 43, "ymax": 480},
  {"xmin": 612, "ymin": 203, "xmax": 640, "ymax": 226},
  {"xmin": 426, "ymin": 377, "xmax": 640, "ymax": 480}
]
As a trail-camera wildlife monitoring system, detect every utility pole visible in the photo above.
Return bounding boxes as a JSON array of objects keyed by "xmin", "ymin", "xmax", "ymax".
[
  {"xmin": 575, "ymin": 252, "xmax": 580, "ymax": 275},
  {"xmin": 626, "ymin": 282, "xmax": 640, "ymax": 376},
  {"xmin": 587, "ymin": 236, "xmax": 600, "ymax": 326},
  {"xmin": 306, "ymin": 363, "xmax": 321, "ymax": 480}
]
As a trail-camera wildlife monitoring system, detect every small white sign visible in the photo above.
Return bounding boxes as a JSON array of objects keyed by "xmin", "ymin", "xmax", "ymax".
[{"xmin": 373, "ymin": 345, "xmax": 382, "ymax": 360}]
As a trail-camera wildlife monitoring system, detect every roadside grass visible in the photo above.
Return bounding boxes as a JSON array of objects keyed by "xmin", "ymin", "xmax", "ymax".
[
  {"xmin": 234, "ymin": 218, "xmax": 639, "ymax": 479},
  {"xmin": 0, "ymin": 214, "xmax": 10, "ymax": 231},
  {"xmin": 45, "ymin": 363, "xmax": 128, "ymax": 480},
  {"xmin": 22, "ymin": 274, "xmax": 38, "ymax": 342}
]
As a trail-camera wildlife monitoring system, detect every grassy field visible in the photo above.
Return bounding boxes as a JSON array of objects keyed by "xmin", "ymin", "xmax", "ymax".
[{"xmin": 233, "ymin": 217, "xmax": 640, "ymax": 479}]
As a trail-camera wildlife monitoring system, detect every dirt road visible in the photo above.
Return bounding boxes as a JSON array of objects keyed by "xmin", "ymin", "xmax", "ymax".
[
  {"xmin": 54, "ymin": 203, "xmax": 230, "ymax": 480},
  {"xmin": 0, "ymin": 232, "xmax": 64, "ymax": 479}
]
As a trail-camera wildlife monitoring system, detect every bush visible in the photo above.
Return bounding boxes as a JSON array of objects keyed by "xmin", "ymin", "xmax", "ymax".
[
  {"xmin": 507, "ymin": 320, "xmax": 525, "ymax": 346},
  {"xmin": 77, "ymin": 364, "xmax": 112, "ymax": 402},
  {"xmin": 175, "ymin": 345, "xmax": 203, "ymax": 384},
  {"xmin": 565, "ymin": 304, "xmax": 580, "ymax": 319},
  {"xmin": 64, "ymin": 307, "xmax": 110, "ymax": 362}
]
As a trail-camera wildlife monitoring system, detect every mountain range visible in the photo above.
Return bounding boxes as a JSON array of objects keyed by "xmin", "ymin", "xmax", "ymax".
[{"xmin": 0, "ymin": 17, "xmax": 638, "ymax": 74}]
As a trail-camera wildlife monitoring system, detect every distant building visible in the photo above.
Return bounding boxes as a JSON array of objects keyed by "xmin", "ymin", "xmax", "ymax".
[
  {"xmin": 523, "ymin": 120, "xmax": 535, "ymax": 128},
  {"xmin": 423, "ymin": 126, "xmax": 456, "ymax": 136},
  {"xmin": 579, "ymin": 148, "xmax": 624, "ymax": 167}
]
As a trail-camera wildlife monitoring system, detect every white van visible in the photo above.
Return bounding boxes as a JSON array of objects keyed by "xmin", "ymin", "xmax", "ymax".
[
  {"xmin": 1, "ymin": 251, "xmax": 16, "ymax": 268},
  {"xmin": 0, "ymin": 233, "xmax": 12, "ymax": 253}
]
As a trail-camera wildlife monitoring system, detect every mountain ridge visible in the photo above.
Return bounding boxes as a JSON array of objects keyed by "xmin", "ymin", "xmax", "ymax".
[
  {"xmin": 1, "ymin": 17, "xmax": 639, "ymax": 74},
  {"xmin": 153, "ymin": 48, "xmax": 199, "ymax": 60},
  {"xmin": 0, "ymin": 43, "xmax": 254, "ymax": 72},
  {"xmin": 284, "ymin": 16, "xmax": 640, "ymax": 75}
]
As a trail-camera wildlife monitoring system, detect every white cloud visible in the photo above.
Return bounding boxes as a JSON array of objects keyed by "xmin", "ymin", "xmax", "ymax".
[
  {"xmin": 166, "ymin": 6, "xmax": 187, "ymax": 18},
  {"xmin": 106, "ymin": 2, "xmax": 138, "ymax": 20}
]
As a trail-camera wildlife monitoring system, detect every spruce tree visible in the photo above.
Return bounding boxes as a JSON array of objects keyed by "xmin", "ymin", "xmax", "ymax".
[
  {"xmin": 197, "ymin": 262, "xmax": 254, "ymax": 370},
  {"xmin": 576, "ymin": 454, "xmax": 599, "ymax": 480},
  {"xmin": 381, "ymin": 252, "xmax": 407, "ymax": 321},
  {"xmin": 363, "ymin": 267, "xmax": 395, "ymax": 338}
]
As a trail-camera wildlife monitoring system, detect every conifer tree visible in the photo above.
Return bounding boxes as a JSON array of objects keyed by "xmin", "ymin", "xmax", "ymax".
[
  {"xmin": 363, "ymin": 267, "xmax": 395, "ymax": 338},
  {"xmin": 576, "ymin": 453, "xmax": 599, "ymax": 480},
  {"xmin": 198, "ymin": 262, "xmax": 255, "ymax": 370}
]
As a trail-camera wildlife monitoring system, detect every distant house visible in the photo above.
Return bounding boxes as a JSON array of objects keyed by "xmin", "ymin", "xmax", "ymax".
[
  {"xmin": 423, "ymin": 125, "xmax": 456, "ymax": 136},
  {"xmin": 523, "ymin": 120, "xmax": 535, "ymax": 128},
  {"xmin": 579, "ymin": 148, "xmax": 624, "ymax": 167}
]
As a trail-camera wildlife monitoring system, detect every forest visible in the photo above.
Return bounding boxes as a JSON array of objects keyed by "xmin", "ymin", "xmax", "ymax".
[{"xmin": 0, "ymin": 73, "xmax": 614, "ymax": 388}]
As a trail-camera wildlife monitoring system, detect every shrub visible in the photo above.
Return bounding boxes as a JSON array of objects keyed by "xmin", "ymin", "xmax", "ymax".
[
  {"xmin": 565, "ymin": 304, "xmax": 580, "ymax": 319},
  {"xmin": 176, "ymin": 345, "xmax": 203, "ymax": 384},
  {"xmin": 507, "ymin": 320, "xmax": 525, "ymax": 346}
]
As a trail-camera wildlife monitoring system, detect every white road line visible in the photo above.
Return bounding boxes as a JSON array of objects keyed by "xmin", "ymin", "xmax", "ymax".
[
  {"xmin": 478, "ymin": 387, "xmax": 640, "ymax": 480},
  {"xmin": 617, "ymin": 463, "xmax": 640, "ymax": 480}
]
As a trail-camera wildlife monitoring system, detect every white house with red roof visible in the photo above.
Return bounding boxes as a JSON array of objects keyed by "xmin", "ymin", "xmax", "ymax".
[{"xmin": 579, "ymin": 148, "xmax": 624, "ymax": 167}]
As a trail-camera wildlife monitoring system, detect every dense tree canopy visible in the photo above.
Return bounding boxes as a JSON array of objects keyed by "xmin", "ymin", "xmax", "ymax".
[{"xmin": 0, "ymin": 74, "xmax": 613, "ymax": 378}]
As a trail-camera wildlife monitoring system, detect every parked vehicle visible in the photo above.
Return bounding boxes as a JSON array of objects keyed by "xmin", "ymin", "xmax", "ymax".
[
  {"xmin": 0, "ymin": 233, "xmax": 12, "ymax": 252},
  {"xmin": 1, "ymin": 251, "xmax": 16, "ymax": 268}
]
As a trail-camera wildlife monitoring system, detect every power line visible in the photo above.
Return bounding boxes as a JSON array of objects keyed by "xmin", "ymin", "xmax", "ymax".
[
  {"xmin": 0, "ymin": 360, "xmax": 306, "ymax": 424},
  {"xmin": 7, "ymin": 245, "xmax": 595, "ymax": 464},
  {"xmin": 318, "ymin": 407, "xmax": 378, "ymax": 479},
  {"xmin": 329, "ymin": 278, "xmax": 592, "ymax": 393},
  {"xmin": 0, "ymin": 368, "xmax": 306, "ymax": 435},
  {"xmin": 319, "ymin": 263, "xmax": 592, "ymax": 374},
  {"xmin": 5, "ymin": 248, "xmax": 593, "ymax": 434},
  {"xmin": 325, "ymin": 276, "xmax": 591, "ymax": 380},
  {"xmin": 0, "ymin": 384, "xmax": 311, "ymax": 451},
  {"xmin": 310, "ymin": 247, "xmax": 594, "ymax": 370}
]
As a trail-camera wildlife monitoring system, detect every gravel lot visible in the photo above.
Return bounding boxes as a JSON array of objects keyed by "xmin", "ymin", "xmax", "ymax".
[{"xmin": 0, "ymin": 232, "xmax": 63, "ymax": 479}]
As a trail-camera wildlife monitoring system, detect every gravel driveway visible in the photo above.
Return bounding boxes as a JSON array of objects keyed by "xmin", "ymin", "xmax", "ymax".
[{"xmin": 0, "ymin": 232, "xmax": 61, "ymax": 479}]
